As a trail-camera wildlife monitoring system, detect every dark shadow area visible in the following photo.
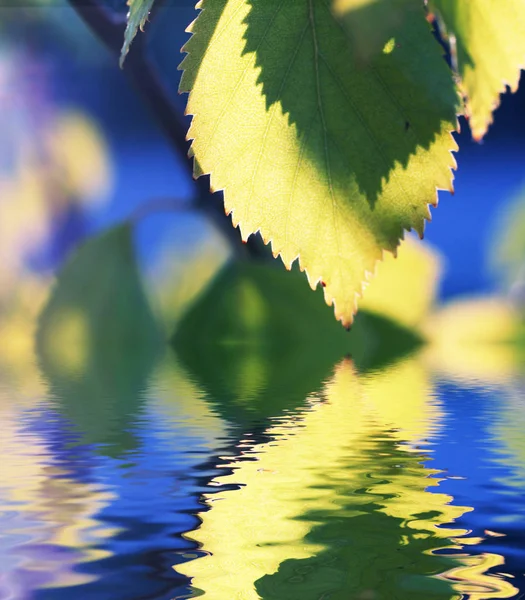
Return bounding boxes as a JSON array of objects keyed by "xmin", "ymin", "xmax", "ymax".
[
  {"xmin": 242, "ymin": 0, "xmax": 458, "ymax": 207},
  {"xmin": 172, "ymin": 261, "xmax": 422, "ymax": 427},
  {"xmin": 254, "ymin": 433, "xmax": 464, "ymax": 600},
  {"xmin": 36, "ymin": 225, "xmax": 163, "ymax": 457}
]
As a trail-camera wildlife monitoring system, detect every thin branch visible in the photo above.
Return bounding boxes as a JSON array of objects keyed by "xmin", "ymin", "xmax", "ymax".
[
  {"xmin": 68, "ymin": 0, "xmax": 124, "ymax": 54},
  {"xmin": 68, "ymin": 0, "xmax": 267, "ymax": 258},
  {"xmin": 69, "ymin": 0, "xmax": 192, "ymax": 169}
]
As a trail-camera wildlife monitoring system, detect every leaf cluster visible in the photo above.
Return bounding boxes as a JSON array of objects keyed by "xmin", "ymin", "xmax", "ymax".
[
  {"xmin": 107, "ymin": 0, "xmax": 525, "ymax": 326},
  {"xmin": 169, "ymin": 0, "xmax": 525, "ymax": 325}
]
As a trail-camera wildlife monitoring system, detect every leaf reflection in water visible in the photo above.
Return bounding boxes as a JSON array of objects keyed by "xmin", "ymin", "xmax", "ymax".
[
  {"xmin": 0, "ymin": 232, "xmax": 523, "ymax": 598},
  {"xmin": 177, "ymin": 358, "xmax": 518, "ymax": 600}
]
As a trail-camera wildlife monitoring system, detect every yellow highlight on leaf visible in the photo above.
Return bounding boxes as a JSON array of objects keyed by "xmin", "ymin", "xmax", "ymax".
[
  {"xmin": 383, "ymin": 37, "xmax": 396, "ymax": 54},
  {"xmin": 44, "ymin": 308, "xmax": 90, "ymax": 376}
]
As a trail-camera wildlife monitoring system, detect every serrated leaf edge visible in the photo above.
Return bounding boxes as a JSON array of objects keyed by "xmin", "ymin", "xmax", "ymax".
[{"xmin": 179, "ymin": 1, "xmax": 460, "ymax": 328}]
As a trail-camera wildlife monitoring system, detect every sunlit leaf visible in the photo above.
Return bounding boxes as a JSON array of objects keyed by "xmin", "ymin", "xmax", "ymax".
[
  {"xmin": 431, "ymin": 0, "xmax": 525, "ymax": 140},
  {"xmin": 120, "ymin": 0, "xmax": 155, "ymax": 67},
  {"xmin": 173, "ymin": 262, "xmax": 422, "ymax": 425},
  {"xmin": 180, "ymin": 0, "xmax": 458, "ymax": 327},
  {"xmin": 36, "ymin": 225, "xmax": 163, "ymax": 455}
]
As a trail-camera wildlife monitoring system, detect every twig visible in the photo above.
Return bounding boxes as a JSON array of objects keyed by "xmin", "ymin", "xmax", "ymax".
[
  {"xmin": 68, "ymin": 0, "xmax": 191, "ymax": 168},
  {"xmin": 68, "ymin": 0, "xmax": 266, "ymax": 258}
]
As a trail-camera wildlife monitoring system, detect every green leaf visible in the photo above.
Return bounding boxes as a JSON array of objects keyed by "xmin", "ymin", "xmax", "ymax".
[
  {"xmin": 120, "ymin": 0, "xmax": 155, "ymax": 67},
  {"xmin": 36, "ymin": 225, "xmax": 162, "ymax": 455},
  {"xmin": 180, "ymin": 0, "xmax": 458, "ymax": 327},
  {"xmin": 172, "ymin": 262, "xmax": 422, "ymax": 425},
  {"xmin": 431, "ymin": 0, "xmax": 525, "ymax": 140}
]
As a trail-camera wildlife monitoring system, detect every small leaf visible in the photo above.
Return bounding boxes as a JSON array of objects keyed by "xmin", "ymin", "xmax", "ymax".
[
  {"xmin": 37, "ymin": 225, "xmax": 162, "ymax": 455},
  {"xmin": 180, "ymin": 0, "xmax": 458, "ymax": 326},
  {"xmin": 120, "ymin": 0, "xmax": 155, "ymax": 68},
  {"xmin": 432, "ymin": 0, "xmax": 525, "ymax": 140}
]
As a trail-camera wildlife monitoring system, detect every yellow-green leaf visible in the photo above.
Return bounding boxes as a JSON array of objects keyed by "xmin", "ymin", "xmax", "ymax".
[
  {"xmin": 172, "ymin": 261, "xmax": 422, "ymax": 424},
  {"xmin": 180, "ymin": 0, "xmax": 458, "ymax": 326},
  {"xmin": 120, "ymin": 0, "xmax": 155, "ymax": 67},
  {"xmin": 432, "ymin": 0, "xmax": 525, "ymax": 140}
]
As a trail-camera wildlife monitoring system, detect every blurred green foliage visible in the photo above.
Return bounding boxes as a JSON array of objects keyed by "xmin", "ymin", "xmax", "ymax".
[
  {"xmin": 36, "ymin": 224, "xmax": 163, "ymax": 455},
  {"xmin": 173, "ymin": 262, "xmax": 422, "ymax": 426}
]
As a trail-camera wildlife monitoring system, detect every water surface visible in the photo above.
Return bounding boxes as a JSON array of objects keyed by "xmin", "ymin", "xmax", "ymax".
[{"xmin": 1, "ymin": 344, "xmax": 524, "ymax": 599}]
